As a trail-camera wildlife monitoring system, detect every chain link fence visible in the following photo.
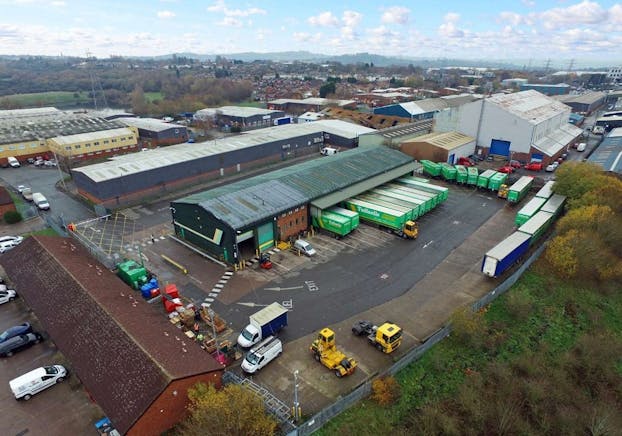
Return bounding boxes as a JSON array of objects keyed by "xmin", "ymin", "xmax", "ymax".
[{"xmin": 288, "ymin": 242, "xmax": 548, "ymax": 436}]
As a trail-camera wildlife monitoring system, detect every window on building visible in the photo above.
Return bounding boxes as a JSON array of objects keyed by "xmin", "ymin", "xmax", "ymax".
[
  {"xmin": 75, "ymin": 145, "xmax": 81, "ymax": 149},
  {"xmin": 111, "ymin": 139, "xmax": 117, "ymax": 143},
  {"xmin": 9, "ymin": 145, "xmax": 15, "ymax": 150},
  {"xmin": 104, "ymin": 140, "xmax": 109, "ymax": 144},
  {"xmin": 65, "ymin": 146, "xmax": 72, "ymax": 150},
  {"xmin": 93, "ymin": 142, "xmax": 100, "ymax": 146},
  {"xmin": 0, "ymin": 147, "xmax": 3, "ymax": 152},
  {"xmin": 18, "ymin": 144, "xmax": 25, "ymax": 149},
  {"xmin": 31, "ymin": 143, "xmax": 37, "ymax": 148},
  {"xmin": 85, "ymin": 143, "xmax": 91, "ymax": 148}
]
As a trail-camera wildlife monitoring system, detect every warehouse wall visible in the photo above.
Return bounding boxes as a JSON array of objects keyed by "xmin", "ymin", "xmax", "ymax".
[{"xmin": 276, "ymin": 205, "xmax": 309, "ymax": 241}]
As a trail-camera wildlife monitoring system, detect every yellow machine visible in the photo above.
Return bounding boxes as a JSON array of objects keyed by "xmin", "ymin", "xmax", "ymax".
[
  {"xmin": 352, "ymin": 321, "xmax": 403, "ymax": 354},
  {"xmin": 497, "ymin": 184, "xmax": 509, "ymax": 199},
  {"xmin": 403, "ymin": 221, "xmax": 419, "ymax": 239},
  {"xmin": 310, "ymin": 328, "xmax": 357, "ymax": 378}
]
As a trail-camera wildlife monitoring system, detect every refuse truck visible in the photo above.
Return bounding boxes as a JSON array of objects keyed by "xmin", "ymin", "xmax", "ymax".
[{"xmin": 237, "ymin": 302, "xmax": 288, "ymax": 348}]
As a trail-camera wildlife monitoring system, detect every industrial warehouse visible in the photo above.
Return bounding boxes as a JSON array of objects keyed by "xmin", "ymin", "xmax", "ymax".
[
  {"xmin": 170, "ymin": 146, "xmax": 421, "ymax": 264},
  {"xmin": 71, "ymin": 120, "xmax": 375, "ymax": 206}
]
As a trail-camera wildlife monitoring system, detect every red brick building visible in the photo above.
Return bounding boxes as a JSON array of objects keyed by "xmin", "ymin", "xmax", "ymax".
[
  {"xmin": 1, "ymin": 236, "xmax": 224, "ymax": 435},
  {"xmin": 0, "ymin": 186, "xmax": 16, "ymax": 217}
]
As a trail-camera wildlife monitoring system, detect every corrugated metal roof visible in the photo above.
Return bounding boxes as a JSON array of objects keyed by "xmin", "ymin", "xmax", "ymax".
[
  {"xmin": 175, "ymin": 146, "xmax": 414, "ymax": 229},
  {"xmin": 404, "ymin": 131, "xmax": 474, "ymax": 150},
  {"xmin": 558, "ymin": 92, "xmax": 606, "ymax": 105},
  {"xmin": 49, "ymin": 127, "xmax": 135, "ymax": 145},
  {"xmin": 73, "ymin": 121, "xmax": 375, "ymax": 183},
  {"xmin": 588, "ymin": 127, "xmax": 622, "ymax": 173},
  {"xmin": 487, "ymin": 90, "xmax": 571, "ymax": 124},
  {"xmin": 269, "ymin": 97, "xmax": 356, "ymax": 107},
  {"xmin": 117, "ymin": 117, "xmax": 185, "ymax": 132},
  {"xmin": 532, "ymin": 123, "xmax": 581, "ymax": 156},
  {"xmin": 195, "ymin": 106, "xmax": 281, "ymax": 118}
]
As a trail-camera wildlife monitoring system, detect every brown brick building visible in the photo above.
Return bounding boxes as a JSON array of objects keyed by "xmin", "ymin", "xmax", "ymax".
[{"xmin": 0, "ymin": 186, "xmax": 16, "ymax": 217}]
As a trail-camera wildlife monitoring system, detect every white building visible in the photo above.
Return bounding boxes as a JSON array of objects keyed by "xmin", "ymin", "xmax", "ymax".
[
  {"xmin": 434, "ymin": 90, "xmax": 582, "ymax": 164},
  {"xmin": 297, "ymin": 111, "xmax": 324, "ymax": 123},
  {"xmin": 607, "ymin": 66, "xmax": 622, "ymax": 83}
]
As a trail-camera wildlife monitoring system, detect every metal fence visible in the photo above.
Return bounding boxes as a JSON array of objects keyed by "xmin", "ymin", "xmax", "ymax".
[
  {"xmin": 288, "ymin": 242, "xmax": 548, "ymax": 436},
  {"xmin": 42, "ymin": 213, "xmax": 69, "ymax": 237}
]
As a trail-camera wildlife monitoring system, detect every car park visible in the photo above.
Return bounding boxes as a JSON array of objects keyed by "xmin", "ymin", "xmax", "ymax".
[
  {"xmin": 509, "ymin": 160, "xmax": 522, "ymax": 169},
  {"xmin": 546, "ymin": 164, "xmax": 556, "ymax": 172},
  {"xmin": 561, "ymin": 153, "xmax": 568, "ymax": 160},
  {"xmin": 0, "ymin": 332, "xmax": 42, "ymax": 357},
  {"xmin": 552, "ymin": 161, "xmax": 559, "ymax": 169},
  {"xmin": 457, "ymin": 156, "xmax": 475, "ymax": 166},
  {"xmin": 468, "ymin": 154, "xmax": 483, "ymax": 162},
  {"xmin": 525, "ymin": 162, "xmax": 543, "ymax": 171},
  {"xmin": 0, "ymin": 322, "xmax": 33, "ymax": 343},
  {"xmin": 17, "ymin": 185, "xmax": 27, "ymax": 193},
  {"xmin": 0, "ymin": 289, "xmax": 17, "ymax": 304},
  {"xmin": 294, "ymin": 239, "xmax": 316, "ymax": 256}
]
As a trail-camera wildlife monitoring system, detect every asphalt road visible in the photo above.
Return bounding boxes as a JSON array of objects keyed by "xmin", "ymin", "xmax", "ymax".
[{"xmin": 214, "ymin": 185, "xmax": 505, "ymax": 341}]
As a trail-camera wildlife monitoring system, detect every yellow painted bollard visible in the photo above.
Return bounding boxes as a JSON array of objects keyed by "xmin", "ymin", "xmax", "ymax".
[{"xmin": 161, "ymin": 254, "xmax": 188, "ymax": 274}]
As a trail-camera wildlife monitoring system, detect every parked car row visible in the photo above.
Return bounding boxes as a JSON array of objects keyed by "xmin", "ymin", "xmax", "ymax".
[
  {"xmin": 16, "ymin": 185, "xmax": 49, "ymax": 210},
  {"xmin": 0, "ymin": 235, "xmax": 24, "ymax": 254}
]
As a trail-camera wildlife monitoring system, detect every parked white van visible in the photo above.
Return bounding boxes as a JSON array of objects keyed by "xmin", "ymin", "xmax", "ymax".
[
  {"xmin": 576, "ymin": 142, "xmax": 587, "ymax": 152},
  {"xmin": 32, "ymin": 193, "xmax": 50, "ymax": 210},
  {"xmin": 9, "ymin": 365, "xmax": 67, "ymax": 400},
  {"xmin": 294, "ymin": 239, "xmax": 316, "ymax": 256},
  {"xmin": 7, "ymin": 156, "xmax": 20, "ymax": 168},
  {"xmin": 320, "ymin": 147, "xmax": 338, "ymax": 156},
  {"xmin": 241, "ymin": 336, "xmax": 282, "ymax": 374}
]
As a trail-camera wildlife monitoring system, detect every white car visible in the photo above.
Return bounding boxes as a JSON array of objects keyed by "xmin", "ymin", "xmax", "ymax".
[
  {"xmin": 17, "ymin": 185, "xmax": 27, "ymax": 193},
  {"xmin": 294, "ymin": 239, "xmax": 317, "ymax": 256},
  {"xmin": 545, "ymin": 164, "xmax": 556, "ymax": 172},
  {"xmin": 0, "ymin": 235, "xmax": 24, "ymax": 245},
  {"xmin": 0, "ymin": 289, "xmax": 17, "ymax": 305},
  {"xmin": 0, "ymin": 241, "xmax": 17, "ymax": 253}
]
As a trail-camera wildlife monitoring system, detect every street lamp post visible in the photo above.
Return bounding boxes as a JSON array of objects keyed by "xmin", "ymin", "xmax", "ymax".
[{"xmin": 293, "ymin": 370, "xmax": 301, "ymax": 422}]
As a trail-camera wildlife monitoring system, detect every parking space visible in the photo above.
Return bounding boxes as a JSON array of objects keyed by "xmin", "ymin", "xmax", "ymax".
[{"xmin": 0, "ymin": 293, "xmax": 103, "ymax": 436}]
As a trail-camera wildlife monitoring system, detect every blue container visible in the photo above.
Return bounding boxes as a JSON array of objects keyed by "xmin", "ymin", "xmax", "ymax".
[{"xmin": 140, "ymin": 278, "xmax": 159, "ymax": 298}]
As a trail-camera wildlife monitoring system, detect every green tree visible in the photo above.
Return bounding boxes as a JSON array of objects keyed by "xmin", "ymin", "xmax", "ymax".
[
  {"xmin": 3, "ymin": 210, "xmax": 22, "ymax": 224},
  {"xmin": 319, "ymin": 82, "xmax": 336, "ymax": 98},
  {"xmin": 175, "ymin": 383, "xmax": 277, "ymax": 436},
  {"xmin": 552, "ymin": 162, "xmax": 607, "ymax": 206},
  {"xmin": 130, "ymin": 84, "xmax": 148, "ymax": 114}
]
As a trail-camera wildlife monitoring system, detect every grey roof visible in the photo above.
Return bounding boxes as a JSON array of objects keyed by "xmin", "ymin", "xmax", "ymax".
[
  {"xmin": 0, "ymin": 115, "xmax": 127, "ymax": 146},
  {"xmin": 364, "ymin": 121, "xmax": 433, "ymax": 141},
  {"xmin": 174, "ymin": 146, "xmax": 414, "ymax": 229},
  {"xmin": 558, "ymin": 92, "xmax": 606, "ymax": 105},
  {"xmin": 488, "ymin": 90, "xmax": 571, "ymax": 125},
  {"xmin": 195, "ymin": 106, "xmax": 282, "ymax": 118},
  {"xmin": 588, "ymin": 127, "xmax": 622, "ymax": 174},
  {"xmin": 72, "ymin": 121, "xmax": 375, "ymax": 183},
  {"xmin": 532, "ymin": 123, "xmax": 582, "ymax": 156},
  {"xmin": 117, "ymin": 117, "xmax": 185, "ymax": 132},
  {"xmin": 269, "ymin": 97, "xmax": 356, "ymax": 107},
  {"xmin": 0, "ymin": 107, "xmax": 61, "ymax": 121},
  {"xmin": 49, "ymin": 127, "xmax": 136, "ymax": 145}
]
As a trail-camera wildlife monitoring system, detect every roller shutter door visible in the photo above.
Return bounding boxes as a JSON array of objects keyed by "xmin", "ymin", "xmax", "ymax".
[
  {"xmin": 257, "ymin": 221, "xmax": 275, "ymax": 252},
  {"xmin": 490, "ymin": 139, "xmax": 511, "ymax": 157}
]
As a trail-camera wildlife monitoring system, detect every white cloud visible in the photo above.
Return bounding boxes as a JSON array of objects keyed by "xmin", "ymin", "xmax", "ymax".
[
  {"xmin": 217, "ymin": 16, "xmax": 242, "ymax": 27},
  {"xmin": 538, "ymin": 1, "xmax": 607, "ymax": 30},
  {"xmin": 50, "ymin": 1, "xmax": 66, "ymax": 6},
  {"xmin": 308, "ymin": 11, "xmax": 339, "ymax": 27},
  {"xmin": 521, "ymin": 0, "xmax": 535, "ymax": 7},
  {"xmin": 341, "ymin": 10, "xmax": 362, "ymax": 40},
  {"xmin": 292, "ymin": 32, "xmax": 322, "ymax": 43},
  {"xmin": 438, "ymin": 13, "xmax": 464, "ymax": 38},
  {"xmin": 381, "ymin": 6, "xmax": 410, "ymax": 24},
  {"xmin": 157, "ymin": 10, "xmax": 175, "ymax": 19},
  {"xmin": 609, "ymin": 4, "xmax": 622, "ymax": 24},
  {"xmin": 207, "ymin": 0, "xmax": 265, "ymax": 17},
  {"xmin": 499, "ymin": 11, "xmax": 526, "ymax": 27}
]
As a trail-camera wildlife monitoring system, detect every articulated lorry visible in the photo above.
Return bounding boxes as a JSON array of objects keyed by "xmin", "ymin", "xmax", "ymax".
[
  {"xmin": 310, "ymin": 328, "xmax": 357, "ymax": 378},
  {"xmin": 343, "ymin": 198, "xmax": 418, "ymax": 239},
  {"xmin": 506, "ymin": 176, "xmax": 534, "ymax": 203},
  {"xmin": 481, "ymin": 231, "xmax": 532, "ymax": 277},
  {"xmin": 395, "ymin": 177, "xmax": 449, "ymax": 202},
  {"xmin": 237, "ymin": 302, "xmax": 288, "ymax": 348}
]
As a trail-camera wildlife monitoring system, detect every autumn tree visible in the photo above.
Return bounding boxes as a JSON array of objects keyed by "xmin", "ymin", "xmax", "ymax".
[
  {"xmin": 175, "ymin": 383, "xmax": 277, "ymax": 436},
  {"xmin": 130, "ymin": 84, "xmax": 148, "ymax": 115},
  {"xmin": 551, "ymin": 162, "xmax": 607, "ymax": 207}
]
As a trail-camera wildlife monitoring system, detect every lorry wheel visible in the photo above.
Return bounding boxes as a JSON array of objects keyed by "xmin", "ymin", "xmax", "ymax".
[
  {"xmin": 23, "ymin": 394, "xmax": 31, "ymax": 401},
  {"xmin": 376, "ymin": 343, "xmax": 383, "ymax": 352},
  {"xmin": 314, "ymin": 353, "xmax": 320, "ymax": 362},
  {"xmin": 335, "ymin": 370, "xmax": 342, "ymax": 378}
]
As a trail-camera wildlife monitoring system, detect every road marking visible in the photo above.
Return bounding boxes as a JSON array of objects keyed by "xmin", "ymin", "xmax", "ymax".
[
  {"xmin": 204, "ymin": 297, "xmax": 214, "ymax": 302},
  {"xmin": 189, "ymin": 275, "xmax": 203, "ymax": 285},
  {"xmin": 211, "ymin": 288, "xmax": 221, "ymax": 293},
  {"xmin": 423, "ymin": 240, "xmax": 434, "ymax": 248},
  {"xmin": 224, "ymin": 271, "xmax": 234, "ymax": 276},
  {"xmin": 208, "ymin": 293, "xmax": 219, "ymax": 297},
  {"xmin": 264, "ymin": 286, "xmax": 304, "ymax": 291},
  {"xmin": 236, "ymin": 302, "xmax": 269, "ymax": 307},
  {"xmin": 218, "ymin": 279, "xmax": 227, "ymax": 284},
  {"xmin": 214, "ymin": 283, "xmax": 224, "ymax": 289},
  {"xmin": 305, "ymin": 280, "xmax": 319, "ymax": 292}
]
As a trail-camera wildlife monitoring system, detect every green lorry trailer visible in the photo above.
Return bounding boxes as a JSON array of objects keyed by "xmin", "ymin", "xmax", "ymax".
[
  {"xmin": 507, "ymin": 176, "xmax": 534, "ymax": 203},
  {"xmin": 343, "ymin": 198, "xmax": 413, "ymax": 234},
  {"xmin": 395, "ymin": 177, "xmax": 449, "ymax": 202},
  {"xmin": 421, "ymin": 160, "xmax": 441, "ymax": 177},
  {"xmin": 311, "ymin": 207, "xmax": 359, "ymax": 237},
  {"xmin": 515, "ymin": 196, "xmax": 548, "ymax": 226}
]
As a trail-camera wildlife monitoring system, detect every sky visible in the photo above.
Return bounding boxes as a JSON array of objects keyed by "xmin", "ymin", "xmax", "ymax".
[{"xmin": 0, "ymin": 0, "xmax": 621, "ymax": 66}]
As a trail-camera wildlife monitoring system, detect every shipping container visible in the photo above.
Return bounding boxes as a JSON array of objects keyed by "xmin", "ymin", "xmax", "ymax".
[
  {"xmin": 411, "ymin": 176, "xmax": 430, "ymax": 183},
  {"xmin": 518, "ymin": 211, "xmax": 554, "ymax": 243},
  {"xmin": 540, "ymin": 194, "xmax": 566, "ymax": 218},
  {"xmin": 310, "ymin": 207, "xmax": 357, "ymax": 237},
  {"xmin": 489, "ymin": 172, "xmax": 508, "ymax": 191},
  {"xmin": 327, "ymin": 207, "xmax": 360, "ymax": 228},
  {"xmin": 477, "ymin": 169, "xmax": 496, "ymax": 189},
  {"xmin": 385, "ymin": 183, "xmax": 440, "ymax": 207},
  {"xmin": 507, "ymin": 176, "xmax": 534, "ymax": 203},
  {"xmin": 357, "ymin": 194, "xmax": 417, "ymax": 221},
  {"xmin": 467, "ymin": 166, "xmax": 479, "ymax": 185},
  {"xmin": 440, "ymin": 163, "xmax": 457, "ymax": 182},
  {"xmin": 343, "ymin": 198, "xmax": 411, "ymax": 232},
  {"xmin": 395, "ymin": 177, "xmax": 449, "ymax": 202},
  {"xmin": 421, "ymin": 160, "xmax": 441, "ymax": 177},
  {"xmin": 535, "ymin": 181, "xmax": 555, "ymax": 200},
  {"xmin": 481, "ymin": 231, "xmax": 532, "ymax": 277},
  {"xmin": 515, "ymin": 197, "xmax": 547, "ymax": 226},
  {"xmin": 365, "ymin": 190, "xmax": 423, "ymax": 219},
  {"xmin": 454, "ymin": 165, "xmax": 468, "ymax": 184},
  {"xmin": 371, "ymin": 187, "xmax": 429, "ymax": 214}
]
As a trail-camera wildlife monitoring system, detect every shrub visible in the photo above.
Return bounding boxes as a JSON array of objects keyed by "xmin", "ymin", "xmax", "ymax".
[
  {"xmin": 371, "ymin": 376, "xmax": 401, "ymax": 406},
  {"xmin": 3, "ymin": 210, "xmax": 22, "ymax": 224}
]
